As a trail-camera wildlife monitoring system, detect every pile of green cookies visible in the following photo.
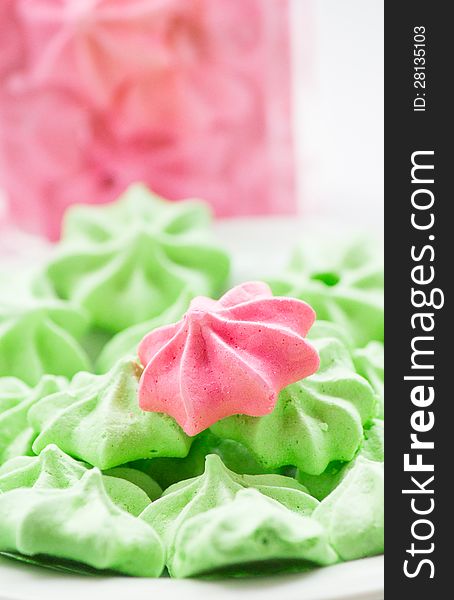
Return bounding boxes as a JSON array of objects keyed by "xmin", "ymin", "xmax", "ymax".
[{"xmin": 0, "ymin": 185, "xmax": 384, "ymax": 578}]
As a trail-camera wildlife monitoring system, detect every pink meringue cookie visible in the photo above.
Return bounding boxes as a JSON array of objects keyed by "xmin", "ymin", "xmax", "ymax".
[{"xmin": 138, "ymin": 282, "xmax": 319, "ymax": 436}]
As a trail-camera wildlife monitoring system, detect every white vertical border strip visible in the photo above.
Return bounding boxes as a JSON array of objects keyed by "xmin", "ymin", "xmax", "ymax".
[{"xmin": 290, "ymin": 0, "xmax": 384, "ymax": 225}]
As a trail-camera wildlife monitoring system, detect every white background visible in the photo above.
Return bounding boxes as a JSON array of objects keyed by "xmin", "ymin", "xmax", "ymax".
[{"xmin": 292, "ymin": 0, "xmax": 384, "ymax": 225}]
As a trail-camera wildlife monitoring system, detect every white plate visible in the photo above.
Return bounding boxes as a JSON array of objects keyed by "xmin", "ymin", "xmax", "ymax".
[
  {"xmin": 0, "ymin": 216, "xmax": 384, "ymax": 600},
  {"xmin": 0, "ymin": 555, "xmax": 384, "ymax": 600}
]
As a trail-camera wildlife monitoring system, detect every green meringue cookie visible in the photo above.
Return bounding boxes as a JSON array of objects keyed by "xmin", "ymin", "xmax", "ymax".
[
  {"xmin": 44, "ymin": 184, "xmax": 230, "ymax": 334},
  {"xmin": 309, "ymin": 322, "xmax": 384, "ymax": 419},
  {"xmin": 0, "ymin": 444, "xmax": 155, "ymax": 517},
  {"xmin": 139, "ymin": 431, "xmax": 279, "ymax": 491},
  {"xmin": 170, "ymin": 489, "xmax": 337, "ymax": 578},
  {"xmin": 296, "ymin": 419, "xmax": 384, "ymax": 500},
  {"xmin": 310, "ymin": 322, "xmax": 385, "ymax": 480},
  {"xmin": 269, "ymin": 237, "xmax": 383, "ymax": 347},
  {"xmin": 0, "ymin": 376, "xmax": 67, "ymax": 465},
  {"xmin": 29, "ymin": 357, "xmax": 192, "ymax": 469},
  {"xmin": 211, "ymin": 335, "xmax": 377, "ymax": 475},
  {"xmin": 140, "ymin": 454, "xmax": 318, "ymax": 563},
  {"xmin": 354, "ymin": 342, "xmax": 384, "ymax": 418},
  {"xmin": 313, "ymin": 456, "xmax": 384, "ymax": 560},
  {"xmin": 96, "ymin": 288, "xmax": 192, "ymax": 373},
  {"xmin": 0, "ymin": 272, "xmax": 91, "ymax": 386},
  {"xmin": 0, "ymin": 466, "xmax": 164, "ymax": 576}
]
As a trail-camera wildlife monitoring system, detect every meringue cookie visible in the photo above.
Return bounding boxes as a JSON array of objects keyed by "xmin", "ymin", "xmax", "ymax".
[
  {"xmin": 170, "ymin": 489, "xmax": 337, "ymax": 578},
  {"xmin": 0, "ymin": 375, "xmax": 66, "ymax": 465},
  {"xmin": 96, "ymin": 288, "xmax": 192, "ymax": 373},
  {"xmin": 269, "ymin": 237, "xmax": 383, "ymax": 347},
  {"xmin": 313, "ymin": 456, "xmax": 384, "ymax": 561},
  {"xmin": 354, "ymin": 342, "xmax": 384, "ymax": 419},
  {"xmin": 0, "ymin": 467, "xmax": 165, "ymax": 576},
  {"xmin": 296, "ymin": 419, "xmax": 384, "ymax": 500},
  {"xmin": 44, "ymin": 184, "xmax": 230, "ymax": 333},
  {"xmin": 138, "ymin": 431, "xmax": 279, "ymax": 491},
  {"xmin": 29, "ymin": 358, "xmax": 192, "ymax": 470},
  {"xmin": 0, "ymin": 271, "xmax": 90, "ymax": 385},
  {"xmin": 138, "ymin": 281, "xmax": 319, "ymax": 435},
  {"xmin": 140, "ymin": 454, "xmax": 318, "ymax": 561},
  {"xmin": 211, "ymin": 334, "xmax": 376, "ymax": 474},
  {"xmin": 0, "ymin": 444, "xmax": 154, "ymax": 517},
  {"xmin": 309, "ymin": 322, "xmax": 384, "ymax": 419}
]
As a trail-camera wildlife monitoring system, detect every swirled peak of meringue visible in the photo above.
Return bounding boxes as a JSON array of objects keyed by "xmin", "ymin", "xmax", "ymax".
[
  {"xmin": 29, "ymin": 357, "xmax": 192, "ymax": 469},
  {"xmin": 140, "ymin": 453, "xmax": 319, "ymax": 565},
  {"xmin": 0, "ymin": 463, "xmax": 164, "ymax": 576},
  {"xmin": 170, "ymin": 489, "xmax": 337, "ymax": 578},
  {"xmin": 44, "ymin": 183, "xmax": 230, "ymax": 333},
  {"xmin": 138, "ymin": 281, "xmax": 319, "ymax": 435},
  {"xmin": 0, "ymin": 444, "xmax": 155, "ymax": 517}
]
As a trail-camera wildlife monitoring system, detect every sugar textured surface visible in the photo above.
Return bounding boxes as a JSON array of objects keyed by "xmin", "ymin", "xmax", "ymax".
[{"xmin": 139, "ymin": 281, "xmax": 319, "ymax": 435}]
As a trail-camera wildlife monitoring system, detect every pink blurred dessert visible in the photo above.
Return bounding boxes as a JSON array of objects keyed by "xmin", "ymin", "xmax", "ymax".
[{"xmin": 0, "ymin": 0, "xmax": 295, "ymax": 240}]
